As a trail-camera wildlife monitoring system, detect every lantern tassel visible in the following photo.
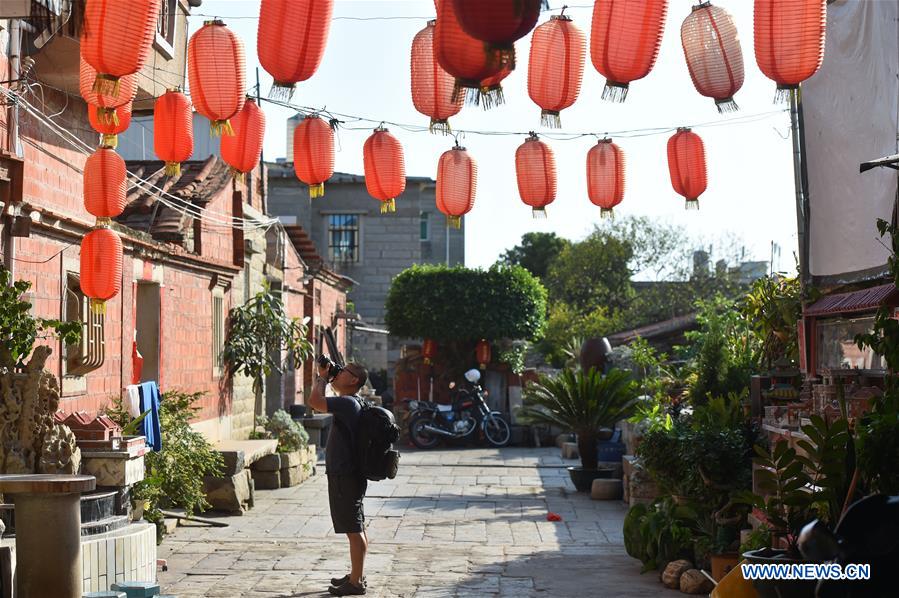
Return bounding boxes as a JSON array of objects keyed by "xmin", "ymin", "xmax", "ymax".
[
  {"xmin": 229, "ymin": 167, "xmax": 247, "ymax": 183},
  {"xmin": 447, "ymin": 215, "xmax": 461, "ymax": 229},
  {"xmin": 600, "ymin": 208, "xmax": 614, "ymax": 220},
  {"xmin": 92, "ymin": 73, "xmax": 121, "ymax": 98},
  {"xmin": 685, "ymin": 199, "xmax": 700, "ymax": 210},
  {"xmin": 380, "ymin": 198, "xmax": 396, "ymax": 214},
  {"xmin": 309, "ymin": 183, "xmax": 325, "ymax": 199},
  {"xmin": 774, "ymin": 85, "xmax": 796, "ymax": 105},
  {"xmin": 97, "ymin": 107, "xmax": 119, "ymax": 127},
  {"xmin": 715, "ymin": 97, "xmax": 740, "ymax": 114},
  {"xmin": 532, "ymin": 208, "xmax": 547, "ymax": 219},
  {"xmin": 429, "ymin": 118, "xmax": 452, "ymax": 135},
  {"xmin": 210, "ymin": 119, "xmax": 234, "ymax": 137},
  {"xmin": 268, "ymin": 81, "xmax": 296, "ymax": 101},
  {"xmin": 478, "ymin": 85, "xmax": 505, "ymax": 110},
  {"xmin": 602, "ymin": 81, "xmax": 629, "ymax": 103},
  {"xmin": 541, "ymin": 109, "xmax": 561, "ymax": 129},
  {"xmin": 100, "ymin": 134, "xmax": 118, "ymax": 149},
  {"xmin": 164, "ymin": 161, "xmax": 181, "ymax": 177},
  {"xmin": 90, "ymin": 299, "xmax": 107, "ymax": 315}
]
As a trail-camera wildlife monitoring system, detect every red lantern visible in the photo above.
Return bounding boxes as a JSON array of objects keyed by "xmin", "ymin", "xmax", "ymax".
[
  {"xmin": 293, "ymin": 115, "xmax": 335, "ymax": 198},
  {"xmin": 411, "ymin": 20, "xmax": 463, "ymax": 133},
  {"xmin": 80, "ymin": 0, "xmax": 161, "ymax": 96},
  {"xmin": 88, "ymin": 101, "xmax": 132, "ymax": 149},
  {"xmin": 80, "ymin": 57, "xmax": 136, "ymax": 126},
  {"xmin": 83, "ymin": 148, "xmax": 127, "ymax": 219},
  {"xmin": 681, "ymin": 3, "xmax": 744, "ymax": 113},
  {"xmin": 754, "ymin": 0, "xmax": 826, "ymax": 101},
  {"xmin": 528, "ymin": 14, "xmax": 586, "ymax": 128},
  {"xmin": 220, "ymin": 100, "xmax": 266, "ymax": 180},
  {"xmin": 667, "ymin": 128, "xmax": 707, "ymax": 210},
  {"xmin": 80, "ymin": 227, "xmax": 123, "ymax": 313},
  {"xmin": 434, "ymin": 0, "xmax": 505, "ymax": 106},
  {"xmin": 475, "ymin": 339, "xmax": 491, "ymax": 370},
  {"xmin": 422, "ymin": 339, "xmax": 438, "ymax": 365},
  {"xmin": 154, "ymin": 90, "xmax": 194, "ymax": 177},
  {"xmin": 590, "ymin": 0, "xmax": 668, "ymax": 102},
  {"xmin": 451, "ymin": 0, "xmax": 543, "ymax": 67},
  {"xmin": 258, "ymin": 0, "xmax": 334, "ymax": 98},
  {"xmin": 586, "ymin": 139, "xmax": 625, "ymax": 219},
  {"xmin": 363, "ymin": 127, "xmax": 406, "ymax": 213},
  {"xmin": 436, "ymin": 143, "xmax": 476, "ymax": 228},
  {"xmin": 515, "ymin": 133, "xmax": 556, "ymax": 217},
  {"xmin": 188, "ymin": 20, "xmax": 246, "ymax": 136}
]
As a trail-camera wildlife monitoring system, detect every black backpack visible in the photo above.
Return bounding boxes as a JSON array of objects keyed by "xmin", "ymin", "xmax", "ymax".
[{"xmin": 355, "ymin": 399, "xmax": 400, "ymax": 481}]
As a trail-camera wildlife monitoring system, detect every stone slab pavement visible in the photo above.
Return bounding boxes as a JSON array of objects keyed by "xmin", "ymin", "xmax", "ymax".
[{"xmin": 157, "ymin": 447, "xmax": 680, "ymax": 597}]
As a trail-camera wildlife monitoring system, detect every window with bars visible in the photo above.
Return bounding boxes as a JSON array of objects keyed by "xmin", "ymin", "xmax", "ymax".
[
  {"xmin": 420, "ymin": 211, "xmax": 430, "ymax": 241},
  {"xmin": 212, "ymin": 293, "xmax": 225, "ymax": 376},
  {"xmin": 157, "ymin": 0, "xmax": 175, "ymax": 45},
  {"xmin": 328, "ymin": 214, "xmax": 360, "ymax": 263},
  {"xmin": 64, "ymin": 273, "xmax": 105, "ymax": 378}
]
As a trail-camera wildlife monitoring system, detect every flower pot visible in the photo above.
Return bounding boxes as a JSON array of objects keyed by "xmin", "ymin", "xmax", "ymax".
[
  {"xmin": 742, "ymin": 548, "xmax": 817, "ymax": 598},
  {"xmin": 711, "ymin": 552, "xmax": 740, "ymax": 581},
  {"xmin": 567, "ymin": 466, "xmax": 615, "ymax": 492}
]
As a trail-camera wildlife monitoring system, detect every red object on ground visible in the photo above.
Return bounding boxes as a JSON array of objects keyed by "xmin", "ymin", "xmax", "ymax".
[
  {"xmin": 586, "ymin": 139, "xmax": 626, "ymax": 219},
  {"xmin": 293, "ymin": 115, "xmax": 335, "ymax": 198},
  {"xmin": 754, "ymin": 0, "xmax": 826, "ymax": 100},
  {"xmin": 83, "ymin": 147, "xmax": 127, "ymax": 219},
  {"xmin": 681, "ymin": 3, "xmax": 744, "ymax": 113},
  {"xmin": 79, "ymin": 57, "xmax": 136, "ymax": 126},
  {"xmin": 220, "ymin": 100, "xmax": 266, "ymax": 179},
  {"xmin": 258, "ymin": 0, "xmax": 334, "ymax": 98},
  {"xmin": 188, "ymin": 20, "xmax": 246, "ymax": 136},
  {"xmin": 667, "ymin": 128, "xmax": 707, "ymax": 210},
  {"xmin": 590, "ymin": 0, "xmax": 668, "ymax": 102},
  {"xmin": 87, "ymin": 101, "xmax": 131, "ymax": 149},
  {"xmin": 547, "ymin": 512, "xmax": 563, "ymax": 522},
  {"xmin": 411, "ymin": 20, "xmax": 463, "ymax": 133},
  {"xmin": 515, "ymin": 133, "xmax": 557, "ymax": 217},
  {"xmin": 80, "ymin": 227, "xmax": 123, "ymax": 311},
  {"xmin": 154, "ymin": 90, "xmax": 194, "ymax": 177},
  {"xmin": 436, "ymin": 144, "xmax": 476, "ymax": 228},
  {"xmin": 528, "ymin": 15, "xmax": 586, "ymax": 128},
  {"xmin": 451, "ymin": 0, "xmax": 542, "ymax": 66},
  {"xmin": 363, "ymin": 127, "xmax": 406, "ymax": 213}
]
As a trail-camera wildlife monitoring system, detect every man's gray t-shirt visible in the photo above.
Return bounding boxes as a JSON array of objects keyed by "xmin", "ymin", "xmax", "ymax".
[{"xmin": 326, "ymin": 395, "xmax": 362, "ymax": 475}]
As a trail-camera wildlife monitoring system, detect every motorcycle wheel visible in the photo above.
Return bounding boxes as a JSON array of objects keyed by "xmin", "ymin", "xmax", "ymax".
[
  {"xmin": 409, "ymin": 414, "xmax": 442, "ymax": 449},
  {"xmin": 483, "ymin": 414, "xmax": 512, "ymax": 447}
]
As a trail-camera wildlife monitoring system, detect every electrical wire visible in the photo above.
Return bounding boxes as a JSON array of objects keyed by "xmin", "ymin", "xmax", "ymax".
[{"xmin": 188, "ymin": 5, "xmax": 593, "ymax": 21}]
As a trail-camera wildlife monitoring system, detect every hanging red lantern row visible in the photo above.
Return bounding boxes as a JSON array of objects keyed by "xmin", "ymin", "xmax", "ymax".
[
  {"xmin": 188, "ymin": 20, "xmax": 246, "ymax": 136},
  {"xmin": 667, "ymin": 127, "xmax": 707, "ymax": 210},
  {"xmin": 434, "ymin": 0, "xmax": 505, "ymax": 106},
  {"xmin": 83, "ymin": 147, "xmax": 127, "ymax": 219},
  {"xmin": 451, "ymin": 0, "xmax": 544, "ymax": 68},
  {"xmin": 591, "ymin": 0, "xmax": 668, "ymax": 102},
  {"xmin": 220, "ymin": 99, "xmax": 266, "ymax": 181},
  {"xmin": 258, "ymin": 0, "xmax": 334, "ymax": 99},
  {"xmin": 515, "ymin": 133, "xmax": 556, "ymax": 217},
  {"xmin": 80, "ymin": 226, "xmax": 123, "ymax": 314},
  {"xmin": 475, "ymin": 339, "xmax": 491, "ymax": 370},
  {"xmin": 754, "ymin": 0, "xmax": 826, "ymax": 102},
  {"xmin": 422, "ymin": 339, "xmax": 438, "ymax": 365},
  {"xmin": 411, "ymin": 20, "xmax": 463, "ymax": 134},
  {"xmin": 681, "ymin": 2, "xmax": 744, "ymax": 113},
  {"xmin": 586, "ymin": 138, "xmax": 625, "ymax": 219},
  {"xmin": 80, "ymin": 57, "xmax": 136, "ymax": 126},
  {"xmin": 436, "ymin": 142, "xmax": 477, "ymax": 228},
  {"xmin": 293, "ymin": 115, "xmax": 335, "ymax": 198},
  {"xmin": 154, "ymin": 90, "xmax": 194, "ymax": 177},
  {"xmin": 88, "ymin": 101, "xmax": 131, "ymax": 149},
  {"xmin": 80, "ymin": 0, "xmax": 161, "ymax": 96},
  {"xmin": 363, "ymin": 126, "xmax": 406, "ymax": 214},
  {"xmin": 528, "ymin": 13, "xmax": 586, "ymax": 128}
]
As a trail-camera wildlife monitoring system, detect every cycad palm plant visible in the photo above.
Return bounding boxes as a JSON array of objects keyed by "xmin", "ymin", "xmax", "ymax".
[{"xmin": 520, "ymin": 368, "xmax": 639, "ymax": 470}]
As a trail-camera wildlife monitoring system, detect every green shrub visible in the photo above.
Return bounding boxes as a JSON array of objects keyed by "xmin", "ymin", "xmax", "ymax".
[{"xmin": 253, "ymin": 410, "xmax": 309, "ymax": 453}]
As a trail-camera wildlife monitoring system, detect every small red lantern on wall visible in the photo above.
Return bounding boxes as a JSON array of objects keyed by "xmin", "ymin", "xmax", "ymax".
[
  {"xmin": 188, "ymin": 20, "xmax": 246, "ymax": 136},
  {"xmin": 88, "ymin": 101, "xmax": 132, "ymax": 149},
  {"xmin": 80, "ymin": 57, "xmax": 136, "ymax": 126},
  {"xmin": 363, "ymin": 126, "xmax": 406, "ymax": 214},
  {"xmin": 258, "ymin": 0, "xmax": 334, "ymax": 98},
  {"xmin": 220, "ymin": 100, "xmax": 266, "ymax": 180},
  {"xmin": 80, "ymin": 227, "xmax": 123, "ymax": 313},
  {"xmin": 590, "ymin": 0, "xmax": 668, "ymax": 102},
  {"xmin": 476, "ymin": 339, "xmax": 491, "ymax": 370},
  {"xmin": 681, "ymin": 3, "xmax": 744, "ymax": 112},
  {"xmin": 436, "ymin": 143, "xmax": 477, "ymax": 228},
  {"xmin": 667, "ymin": 127, "xmax": 707, "ymax": 210},
  {"xmin": 293, "ymin": 115, "xmax": 335, "ymax": 199},
  {"xmin": 528, "ymin": 14, "xmax": 586, "ymax": 128},
  {"xmin": 451, "ymin": 0, "xmax": 543, "ymax": 68},
  {"xmin": 154, "ymin": 90, "xmax": 195, "ymax": 177},
  {"xmin": 586, "ymin": 139, "xmax": 625, "ymax": 219},
  {"xmin": 754, "ymin": 0, "xmax": 826, "ymax": 101},
  {"xmin": 515, "ymin": 133, "xmax": 556, "ymax": 217},
  {"xmin": 411, "ymin": 20, "xmax": 463, "ymax": 133},
  {"xmin": 422, "ymin": 339, "xmax": 438, "ymax": 365},
  {"xmin": 83, "ymin": 148, "xmax": 127, "ymax": 219}
]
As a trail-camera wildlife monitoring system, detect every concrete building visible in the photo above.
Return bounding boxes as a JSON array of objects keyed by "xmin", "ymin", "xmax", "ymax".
[{"xmin": 266, "ymin": 155, "xmax": 465, "ymax": 376}]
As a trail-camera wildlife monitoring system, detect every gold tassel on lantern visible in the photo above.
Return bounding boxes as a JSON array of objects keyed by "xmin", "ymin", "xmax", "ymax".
[
  {"xmin": 92, "ymin": 73, "xmax": 121, "ymax": 98},
  {"xmin": 230, "ymin": 167, "xmax": 246, "ymax": 183},
  {"xmin": 380, "ymin": 198, "xmax": 397, "ymax": 214},
  {"xmin": 309, "ymin": 183, "xmax": 325, "ymax": 199},
  {"xmin": 96, "ymin": 107, "xmax": 119, "ymax": 127},
  {"xmin": 447, "ymin": 215, "xmax": 461, "ymax": 229},
  {"xmin": 90, "ymin": 298, "xmax": 107, "ymax": 315},
  {"xmin": 210, "ymin": 119, "xmax": 235, "ymax": 137},
  {"xmin": 600, "ymin": 208, "xmax": 614, "ymax": 220},
  {"xmin": 100, "ymin": 134, "xmax": 118, "ymax": 149},
  {"xmin": 165, "ymin": 161, "xmax": 181, "ymax": 177}
]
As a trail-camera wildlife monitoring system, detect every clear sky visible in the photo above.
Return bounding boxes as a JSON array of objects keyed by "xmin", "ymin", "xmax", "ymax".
[{"xmin": 194, "ymin": 1, "xmax": 798, "ymax": 272}]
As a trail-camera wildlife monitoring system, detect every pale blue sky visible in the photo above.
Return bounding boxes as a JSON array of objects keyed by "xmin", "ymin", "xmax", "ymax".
[{"xmin": 194, "ymin": 1, "xmax": 797, "ymax": 272}]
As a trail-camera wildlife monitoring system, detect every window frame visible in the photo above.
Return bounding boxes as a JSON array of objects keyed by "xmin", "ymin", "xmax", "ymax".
[
  {"xmin": 153, "ymin": 0, "xmax": 177, "ymax": 59},
  {"xmin": 212, "ymin": 289, "xmax": 225, "ymax": 377},
  {"xmin": 420, "ymin": 211, "xmax": 430, "ymax": 242},
  {"xmin": 327, "ymin": 213, "xmax": 362, "ymax": 264}
]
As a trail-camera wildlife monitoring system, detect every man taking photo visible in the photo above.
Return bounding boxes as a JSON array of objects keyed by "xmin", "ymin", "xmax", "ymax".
[{"xmin": 308, "ymin": 360, "xmax": 370, "ymax": 596}]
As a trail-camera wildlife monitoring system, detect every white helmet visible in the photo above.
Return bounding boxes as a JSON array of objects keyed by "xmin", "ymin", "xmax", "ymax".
[{"xmin": 464, "ymin": 369, "xmax": 481, "ymax": 383}]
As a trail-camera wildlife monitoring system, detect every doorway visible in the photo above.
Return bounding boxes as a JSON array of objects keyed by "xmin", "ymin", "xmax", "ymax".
[{"xmin": 135, "ymin": 282, "xmax": 161, "ymax": 383}]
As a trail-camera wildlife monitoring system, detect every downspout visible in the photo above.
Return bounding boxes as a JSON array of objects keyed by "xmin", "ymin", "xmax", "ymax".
[
  {"xmin": 790, "ymin": 89, "xmax": 810, "ymax": 289},
  {"xmin": 2, "ymin": 19, "xmax": 23, "ymax": 280}
]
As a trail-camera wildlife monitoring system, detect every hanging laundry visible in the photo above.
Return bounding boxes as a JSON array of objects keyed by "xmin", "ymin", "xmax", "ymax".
[{"xmin": 138, "ymin": 381, "xmax": 162, "ymax": 451}]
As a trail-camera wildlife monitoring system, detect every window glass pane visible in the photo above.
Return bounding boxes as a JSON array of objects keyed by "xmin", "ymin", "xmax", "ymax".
[
  {"xmin": 329, "ymin": 214, "xmax": 360, "ymax": 262},
  {"xmin": 420, "ymin": 212, "xmax": 429, "ymax": 240},
  {"xmin": 816, "ymin": 316, "xmax": 885, "ymax": 370}
]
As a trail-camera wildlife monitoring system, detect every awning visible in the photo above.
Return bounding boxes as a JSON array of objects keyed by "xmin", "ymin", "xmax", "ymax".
[{"xmin": 804, "ymin": 282, "xmax": 898, "ymax": 317}]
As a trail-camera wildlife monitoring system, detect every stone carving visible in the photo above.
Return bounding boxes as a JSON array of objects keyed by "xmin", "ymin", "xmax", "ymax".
[{"xmin": 0, "ymin": 346, "xmax": 81, "ymax": 475}]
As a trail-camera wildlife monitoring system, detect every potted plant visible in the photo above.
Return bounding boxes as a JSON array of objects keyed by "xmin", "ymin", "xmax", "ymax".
[
  {"xmin": 520, "ymin": 368, "xmax": 638, "ymax": 491},
  {"xmin": 130, "ymin": 476, "xmax": 162, "ymax": 522},
  {"xmin": 624, "ymin": 496, "xmax": 696, "ymax": 572}
]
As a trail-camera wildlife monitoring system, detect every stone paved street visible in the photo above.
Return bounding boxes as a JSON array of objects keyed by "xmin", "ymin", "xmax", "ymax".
[{"xmin": 158, "ymin": 447, "xmax": 679, "ymax": 597}]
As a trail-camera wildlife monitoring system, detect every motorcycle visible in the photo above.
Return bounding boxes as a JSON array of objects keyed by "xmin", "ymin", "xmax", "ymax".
[{"xmin": 406, "ymin": 369, "xmax": 512, "ymax": 449}]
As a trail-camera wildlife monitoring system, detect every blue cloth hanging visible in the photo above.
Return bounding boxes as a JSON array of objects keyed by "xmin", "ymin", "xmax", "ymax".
[{"xmin": 138, "ymin": 381, "xmax": 162, "ymax": 452}]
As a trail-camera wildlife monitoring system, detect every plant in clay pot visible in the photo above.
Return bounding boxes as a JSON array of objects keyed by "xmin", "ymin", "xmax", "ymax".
[{"xmin": 520, "ymin": 368, "xmax": 638, "ymax": 491}]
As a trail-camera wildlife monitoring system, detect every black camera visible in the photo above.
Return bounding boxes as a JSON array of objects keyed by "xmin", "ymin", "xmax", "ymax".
[{"xmin": 317, "ymin": 354, "xmax": 343, "ymax": 381}]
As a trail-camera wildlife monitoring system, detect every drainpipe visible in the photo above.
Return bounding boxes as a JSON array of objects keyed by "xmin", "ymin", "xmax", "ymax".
[
  {"xmin": 2, "ymin": 19, "xmax": 23, "ymax": 280},
  {"xmin": 790, "ymin": 89, "xmax": 809, "ymax": 289}
]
